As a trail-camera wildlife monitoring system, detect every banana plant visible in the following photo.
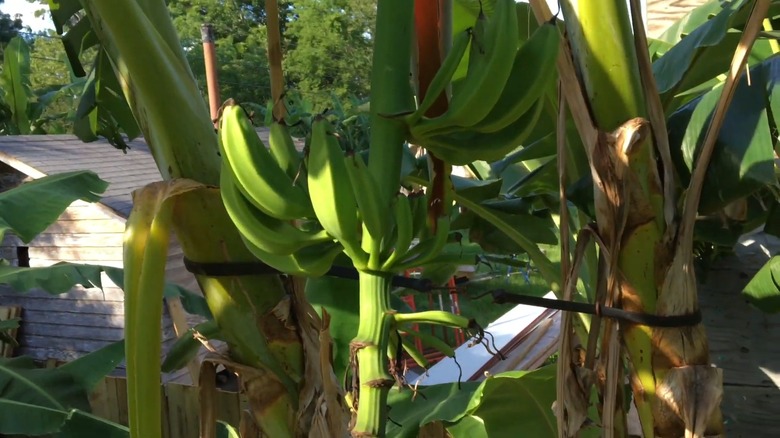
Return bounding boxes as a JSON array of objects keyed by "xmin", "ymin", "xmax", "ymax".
[
  {"xmin": 0, "ymin": 36, "xmax": 83, "ymax": 135},
  {"xmin": 48, "ymin": 0, "xmax": 359, "ymax": 436},
  {"xmin": 45, "ymin": 1, "xmax": 780, "ymax": 438}
]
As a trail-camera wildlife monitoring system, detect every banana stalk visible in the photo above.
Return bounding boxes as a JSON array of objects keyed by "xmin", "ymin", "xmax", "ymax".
[
  {"xmin": 344, "ymin": 1, "xmax": 414, "ymax": 436},
  {"xmin": 349, "ymin": 272, "xmax": 394, "ymax": 436}
]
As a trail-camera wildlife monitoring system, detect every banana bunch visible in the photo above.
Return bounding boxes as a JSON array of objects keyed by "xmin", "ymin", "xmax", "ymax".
[
  {"xmin": 218, "ymin": 101, "xmax": 342, "ymax": 276},
  {"xmin": 219, "ymin": 101, "xmax": 454, "ymax": 276},
  {"xmin": 406, "ymin": 0, "xmax": 560, "ymax": 165},
  {"xmin": 307, "ymin": 117, "xmax": 452, "ymax": 272}
]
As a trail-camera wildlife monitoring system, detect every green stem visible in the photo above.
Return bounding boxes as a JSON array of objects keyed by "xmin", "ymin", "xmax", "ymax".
[
  {"xmin": 351, "ymin": 271, "xmax": 394, "ymax": 437},
  {"xmin": 82, "ymin": 0, "xmax": 220, "ymax": 184},
  {"xmin": 367, "ymin": 0, "xmax": 415, "ymax": 212},
  {"xmin": 561, "ymin": 0, "xmax": 645, "ymax": 129},
  {"xmin": 394, "ymin": 311, "xmax": 470, "ymax": 328}
]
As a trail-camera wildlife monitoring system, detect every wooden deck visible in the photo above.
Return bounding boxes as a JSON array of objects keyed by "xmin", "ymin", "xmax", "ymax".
[{"xmin": 697, "ymin": 231, "xmax": 780, "ymax": 436}]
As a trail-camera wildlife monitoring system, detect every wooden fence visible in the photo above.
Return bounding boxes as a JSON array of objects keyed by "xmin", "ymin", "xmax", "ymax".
[{"xmin": 89, "ymin": 377, "xmax": 245, "ymax": 438}]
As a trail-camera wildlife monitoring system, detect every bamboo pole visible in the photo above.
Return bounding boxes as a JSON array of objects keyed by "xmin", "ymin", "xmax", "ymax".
[{"xmin": 201, "ymin": 23, "xmax": 221, "ymax": 127}]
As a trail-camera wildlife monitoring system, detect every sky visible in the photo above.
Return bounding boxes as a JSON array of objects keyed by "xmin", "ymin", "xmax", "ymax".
[{"xmin": 3, "ymin": 0, "xmax": 53, "ymax": 33}]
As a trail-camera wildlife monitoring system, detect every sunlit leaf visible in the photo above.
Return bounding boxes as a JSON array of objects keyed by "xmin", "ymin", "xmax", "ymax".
[{"xmin": 742, "ymin": 256, "xmax": 780, "ymax": 313}]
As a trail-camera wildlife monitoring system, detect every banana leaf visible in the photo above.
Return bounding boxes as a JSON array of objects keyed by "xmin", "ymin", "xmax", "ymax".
[
  {"xmin": 0, "ymin": 171, "xmax": 107, "ymax": 243},
  {"xmin": 742, "ymin": 255, "xmax": 780, "ymax": 313},
  {"xmin": 0, "ymin": 263, "xmax": 211, "ymax": 319},
  {"xmin": 667, "ymin": 58, "xmax": 778, "ymax": 214},
  {"xmin": 651, "ymin": 0, "xmax": 777, "ymax": 102},
  {"xmin": 386, "ymin": 365, "xmax": 557, "ymax": 438},
  {"xmin": 0, "ymin": 37, "xmax": 33, "ymax": 134},
  {"xmin": 0, "ymin": 341, "xmax": 125, "ymax": 435}
]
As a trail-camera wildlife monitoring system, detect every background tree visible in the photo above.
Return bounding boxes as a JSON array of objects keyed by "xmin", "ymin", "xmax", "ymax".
[
  {"xmin": 168, "ymin": 0, "xmax": 294, "ymax": 107},
  {"xmin": 284, "ymin": 0, "xmax": 375, "ymax": 110},
  {"xmin": 0, "ymin": 0, "xmax": 25, "ymax": 60}
]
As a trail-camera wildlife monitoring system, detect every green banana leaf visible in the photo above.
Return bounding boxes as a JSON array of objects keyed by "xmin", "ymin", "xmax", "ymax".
[
  {"xmin": 742, "ymin": 255, "xmax": 780, "ymax": 313},
  {"xmin": 217, "ymin": 422, "xmax": 241, "ymax": 438},
  {"xmin": 386, "ymin": 365, "xmax": 557, "ymax": 437},
  {"xmin": 0, "ymin": 36, "xmax": 33, "ymax": 134},
  {"xmin": 161, "ymin": 320, "xmax": 221, "ymax": 373},
  {"xmin": 651, "ymin": 0, "xmax": 767, "ymax": 99},
  {"xmin": 73, "ymin": 50, "xmax": 142, "ymax": 149},
  {"xmin": 0, "ymin": 263, "xmax": 211, "ymax": 319},
  {"xmin": 56, "ymin": 410, "xmax": 129, "ymax": 438},
  {"xmin": 0, "ymin": 171, "xmax": 107, "ymax": 243},
  {"xmin": 0, "ymin": 341, "xmax": 125, "ymax": 435},
  {"xmin": 667, "ymin": 58, "xmax": 778, "ymax": 214},
  {"xmin": 60, "ymin": 14, "xmax": 100, "ymax": 78}
]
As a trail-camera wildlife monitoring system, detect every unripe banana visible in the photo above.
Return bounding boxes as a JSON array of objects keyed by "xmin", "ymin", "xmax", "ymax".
[
  {"xmin": 381, "ymin": 194, "xmax": 414, "ymax": 271},
  {"xmin": 424, "ymin": 97, "xmax": 545, "ymax": 165},
  {"xmin": 219, "ymin": 101, "xmax": 313, "ymax": 220},
  {"xmin": 407, "ymin": 29, "xmax": 472, "ymax": 125},
  {"xmin": 241, "ymin": 235, "xmax": 344, "ymax": 277},
  {"xmin": 395, "ymin": 216, "xmax": 451, "ymax": 270},
  {"xmin": 307, "ymin": 117, "xmax": 368, "ymax": 267},
  {"xmin": 221, "ymin": 163, "xmax": 332, "ymax": 256},
  {"xmin": 409, "ymin": 191, "xmax": 430, "ymax": 240},
  {"xmin": 344, "ymin": 152, "xmax": 387, "ymax": 241},
  {"xmin": 410, "ymin": 0, "xmax": 519, "ymax": 137},
  {"xmin": 472, "ymin": 21, "xmax": 559, "ymax": 133},
  {"xmin": 268, "ymin": 121, "xmax": 303, "ymax": 181}
]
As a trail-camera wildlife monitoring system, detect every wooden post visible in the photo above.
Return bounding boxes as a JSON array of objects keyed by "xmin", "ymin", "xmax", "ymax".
[
  {"xmin": 201, "ymin": 24, "xmax": 221, "ymax": 127},
  {"xmin": 265, "ymin": 0, "xmax": 286, "ymax": 121}
]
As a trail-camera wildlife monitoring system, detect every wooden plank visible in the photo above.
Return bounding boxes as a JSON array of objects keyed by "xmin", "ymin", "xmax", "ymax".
[
  {"xmin": 28, "ymin": 258, "xmax": 123, "ymax": 268},
  {"xmin": 0, "ymin": 288, "xmax": 125, "ymax": 304},
  {"xmin": 21, "ymin": 323, "xmax": 124, "ymax": 342},
  {"xmin": 57, "ymin": 203, "xmax": 124, "ymax": 221},
  {"xmin": 0, "ymin": 285, "xmax": 125, "ymax": 302},
  {"xmin": 166, "ymin": 383, "xmax": 187, "ymax": 438},
  {"xmin": 699, "ymin": 253, "xmax": 780, "ymax": 388},
  {"xmin": 722, "ymin": 384, "xmax": 780, "ymax": 436},
  {"xmin": 115, "ymin": 376, "xmax": 129, "ymax": 426},
  {"xmin": 27, "ymin": 246, "xmax": 123, "ymax": 262},
  {"xmin": 1, "ymin": 297, "xmax": 125, "ymax": 314},
  {"xmin": 20, "ymin": 335, "xmax": 119, "ymax": 354},
  {"xmin": 165, "ymin": 297, "xmax": 200, "ymax": 382},
  {"xmin": 88, "ymin": 378, "xmax": 111, "ymax": 421},
  {"xmin": 39, "ymin": 219, "xmax": 125, "ymax": 234},
  {"xmin": 183, "ymin": 384, "xmax": 201, "ymax": 438},
  {"xmin": 11, "ymin": 233, "xmax": 125, "ymax": 247},
  {"xmin": 215, "ymin": 389, "xmax": 242, "ymax": 428}
]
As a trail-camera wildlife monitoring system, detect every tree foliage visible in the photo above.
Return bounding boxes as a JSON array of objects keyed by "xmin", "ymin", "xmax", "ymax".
[
  {"xmin": 283, "ymin": 0, "xmax": 375, "ymax": 110},
  {"xmin": 0, "ymin": 1, "xmax": 24, "ymax": 55}
]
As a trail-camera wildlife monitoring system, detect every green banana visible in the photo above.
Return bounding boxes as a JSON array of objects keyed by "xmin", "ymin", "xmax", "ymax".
[
  {"xmin": 409, "ymin": 191, "xmax": 430, "ymax": 240},
  {"xmin": 472, "ymin": 21, "xmax": 559, "ymax": 133},
  {"xmin": 307, "ymin": 117, "xmax": 367, "ymax": 266},
  {"xmin": 344, "ymin": 152, "xmax": 387, "ymax": 241},
  {"xmin": 398, "ymin": 327, "xmax": 456, "ymax": 358},
  {"xmin": 219, "ymin": 102, "xmax": 313, "ymax": 220},
  {"xmin": 407, "ymin": 29, "xmax": 472, "ymax": 125},
  {"xmin": 424, "ymin": 96, "xmax": 545, "ymax": 165},
  {"xmin": 410, "ymin": 0, "xmax": 519, "ymax": 136},
  {"xmin": 241, "ymin": 235, "xmax": 344, "ymax": 277},
  {"xmin": 381, "ymin": 194, "xmax": 414, "ymax": 271},
  {"xmin": 268, "ymin": 121, "xmax": 303, "ymax": 181},
  {"xmin": 220, "ymin": 163, "xmax": 332, "ymax": 255},
  {"xmin": 395, "ymin": 216, "xmax": 451, "ymax": 270}
]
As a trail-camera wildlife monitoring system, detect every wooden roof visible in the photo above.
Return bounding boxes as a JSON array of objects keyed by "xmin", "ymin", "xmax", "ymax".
[
  {"xmin": 0, "ymin": 135, "xmax": 161, "ymax": 218},
  {"xmin": 0, "ymin": 130, "xmax": 272, "ymax": 218}
]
